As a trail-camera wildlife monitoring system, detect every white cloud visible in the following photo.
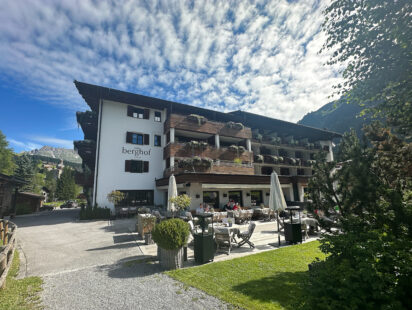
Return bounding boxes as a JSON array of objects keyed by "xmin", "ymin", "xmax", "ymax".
[
  {"xmin": 0, "ymin": 0, "xmax": 343, "ymax": 122},
  {"xmin": 29, "ymin": 136, "xmax": 73, "ymax": 149},
  {"xmin": 8, "ymin": 138, "xmax": 42, "ymax": 151}
]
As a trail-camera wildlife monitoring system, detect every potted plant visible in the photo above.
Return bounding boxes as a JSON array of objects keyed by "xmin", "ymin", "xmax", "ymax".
[
  {"xmin": 152, "ymin": 218, "xmax": 190, "ymax": 270},
  {"xmin": 107, "ymin": 190, "xmax": 125, "ymax": 207},
  {"xmin": 187, "ymin": 114, "xmax": 207, "ymax": 125},
  {"xmin": 143, "ymin": 216, "xmax": 156, "ymax": 245}
]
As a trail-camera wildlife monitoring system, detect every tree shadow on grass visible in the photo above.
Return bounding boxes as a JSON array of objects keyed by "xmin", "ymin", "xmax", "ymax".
[{"xmin": 232, "ymin": 271, "xmax": 307, "ymax": 310}]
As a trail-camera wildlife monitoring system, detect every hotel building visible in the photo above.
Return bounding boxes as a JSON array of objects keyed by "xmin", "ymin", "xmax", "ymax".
[{"xmin": 74, "ymin": 81, "xmax": 340, "ymax": 212}]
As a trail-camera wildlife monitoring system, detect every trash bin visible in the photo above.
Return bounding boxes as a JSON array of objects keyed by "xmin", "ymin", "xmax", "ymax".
[
  {"xmin": 283, "ymin": 206, "xmax": 302, "ymax": 244},
  {"xmin": 194, "ymin": 213, "xmax": 215, "ymax": 264}
]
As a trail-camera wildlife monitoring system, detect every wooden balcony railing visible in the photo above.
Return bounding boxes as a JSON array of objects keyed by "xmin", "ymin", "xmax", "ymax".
[
  {"xmin": 164, "ymin": 114, "xmax": 252, "ymax": 139},
  {"xmin": 164, "ymin": 142, "xmax": 253, "ymax": 162},
  {"xmin": 164, "ymin": 160, "xmax": 254, "ymax": 177}
]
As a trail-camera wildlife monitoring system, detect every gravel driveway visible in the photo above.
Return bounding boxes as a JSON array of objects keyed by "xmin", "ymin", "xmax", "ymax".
[{"xmin": 13, "ymin": 210, "xmax": 229, "ymax": 310}]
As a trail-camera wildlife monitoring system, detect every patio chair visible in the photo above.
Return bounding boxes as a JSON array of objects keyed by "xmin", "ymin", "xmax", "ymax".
[
  {"xmin": 129, "ymin": 207, "xmax": 137, "ymax": 216},
  {"xmin": 237, "ymin": 222, "xmax": 256, "ymax": 248},
  {"xmin": 119, "ymin": 207, "xmax": 128, "ymax": 218},
  {"xmin": 215, "ymin": 230, "xmax": 235, "ymax": 255},
  {"xmin": 301, "ymin": 223, "xmax": 309, "ymax": 241},
  {"xmin": 152, "ymin": 210, "xmax": 166, "ymax": 222}
]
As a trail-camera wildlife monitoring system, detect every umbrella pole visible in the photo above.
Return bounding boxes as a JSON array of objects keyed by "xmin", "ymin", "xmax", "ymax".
[{"xmin": 277, "ymin": 211, "xmax": 281, "ymax": 247}]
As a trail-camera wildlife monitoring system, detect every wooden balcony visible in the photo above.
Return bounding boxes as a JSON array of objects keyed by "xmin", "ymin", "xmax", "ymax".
[
  {"xmin": 164, "ymin": 142, "xmax": 252, "ymax": 162},
  {"xmin": 163, "ymin": 160, "xmax": 254, "ymax": 177},
  {"xmin": 165, "ymin": 114, "xmax": 252, "ymax": 139}
]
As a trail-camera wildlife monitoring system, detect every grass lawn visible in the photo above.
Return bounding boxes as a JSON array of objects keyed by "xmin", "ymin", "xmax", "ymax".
[
  {"xmin": 167, "ymin": 241, "xmax": 325, "ymax": 310},
  {"xmin": 0, "ymin": 250, "xmax": 43, "ymax": 310}
]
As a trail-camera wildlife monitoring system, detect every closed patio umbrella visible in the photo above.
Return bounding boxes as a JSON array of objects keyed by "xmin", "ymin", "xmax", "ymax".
[
  {"xmin": 167, "ymin": 174, "xmax": 178, "ymax": 214},
  {"xmin": 269, "ymin": 171, "xmax": 287, "ymax": 246}
]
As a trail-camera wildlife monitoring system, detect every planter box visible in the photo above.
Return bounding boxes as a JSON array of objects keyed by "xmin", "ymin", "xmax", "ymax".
[{"xmin": 158, "ymin": 247, "xmax": 184, "ymax": 270}]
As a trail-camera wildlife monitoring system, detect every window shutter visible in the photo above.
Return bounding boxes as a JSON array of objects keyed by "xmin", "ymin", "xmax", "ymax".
[
  {"xmin": 127, "ymin": 106, "xmax": 132, "ymax": 117},
  {"xmin": 126, "ymin": 132, "xmax": 132, "ymax": 143},
  {"xmin": 143, "ymin": 161, "xmax": 149, "ymax": 173},
  {"xmin": 144, "ymin": 134, "xmax": 150, "ymax": 145},
  {"xmin": 144, "ymin": 109, "xmax": 150, "ymax": 119},
  {"xmin": 125, "ymin": 160, "xmax": 131, "ymax": 172}
]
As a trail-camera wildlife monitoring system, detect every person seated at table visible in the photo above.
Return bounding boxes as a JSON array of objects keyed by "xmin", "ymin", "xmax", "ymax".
[
  {"xmin": 196, "ymin": 203, "xmax": 204, "ymax": 215},
  {"xmin": 204, "ymin": 204, "xmax": 210, "ymax": 213},
  {"xmin": 233, "ymin": 203, "xmax": 240, "ymax": 211}
]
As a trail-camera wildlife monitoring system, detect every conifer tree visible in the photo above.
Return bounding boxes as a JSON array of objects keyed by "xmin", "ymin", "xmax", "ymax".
[
  {"xmin": 56, "ymin": 167, "xmax": 77, "ymax": 201},
  {"xmin": 0, "ymin": 130, "xmax": 16, "ymax": 175}
]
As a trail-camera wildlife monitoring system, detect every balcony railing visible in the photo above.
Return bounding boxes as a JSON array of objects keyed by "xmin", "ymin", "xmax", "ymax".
[
  {"xmin": 164, "ymin": 142, "xmax": 253, "ymax": 162},
  {"xmin": 164, "ymin": 159, "xmax": 254, "ymax": 177}
]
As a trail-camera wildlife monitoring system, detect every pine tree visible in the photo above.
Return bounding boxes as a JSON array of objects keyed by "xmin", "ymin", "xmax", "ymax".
[
  {"xmin": 0, "ymin": 130, "xmax": 16, "ymax": 175},
  {"xmin": 56, "ymin": 167, "xmax": 77, "ymax": 201},
  {"xmin": 14, "ymin": 154, "xmax": 36, "ymax": 192}
]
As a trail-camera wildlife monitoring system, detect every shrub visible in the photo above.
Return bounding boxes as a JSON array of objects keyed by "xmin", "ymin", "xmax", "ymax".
[
  {"xmin": 152, "ymin": 219, "xmax": 190, "ymax": 250},
  {"xmin": 79, "ymin": 205, "xmax": 110, "ymax": 220},
  {"xmin": 169, "ymin": 194, "xmax": 191, "ymax": 211}
]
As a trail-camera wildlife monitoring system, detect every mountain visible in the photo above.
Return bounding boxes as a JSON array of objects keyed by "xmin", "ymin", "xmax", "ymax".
[
  {"xmin": 298, "ymin": 98, "xmax": 370, "ymax": 137},
  {"xmin": 24, "ymin": 146, "xmax": 82, "ymax": 164}
]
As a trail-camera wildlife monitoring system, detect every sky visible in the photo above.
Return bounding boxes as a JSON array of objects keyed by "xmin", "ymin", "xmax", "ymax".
[{"xmin": 0, "ymin": 0, "xmax": 343, "ymax": 153}]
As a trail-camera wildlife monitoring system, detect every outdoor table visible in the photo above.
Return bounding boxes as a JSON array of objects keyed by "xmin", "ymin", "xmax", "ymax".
[{"xmin": 210, "ymin": 224, "xmax": 240, "ymax": 244}]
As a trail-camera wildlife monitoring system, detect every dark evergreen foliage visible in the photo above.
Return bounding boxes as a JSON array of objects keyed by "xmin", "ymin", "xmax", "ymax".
[
  {"xmin": 304, "ymin": 124, "xmax": 412, "ymax": 309},
  {"xmin": 0, "ymin": 130, "xmax": 16, "ymax": 175},
  {"xmin": 321, "ymin": 0, "xmax": 412, "ymax": 135},
  {"xmin": 55, "ymin": 167, "xmax": 77, "ymax": 200}
]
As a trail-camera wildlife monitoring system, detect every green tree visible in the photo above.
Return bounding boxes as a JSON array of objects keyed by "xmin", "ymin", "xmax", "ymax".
[
  {"xmin": 0, "ymin": 130, "xmax": 16, "ymax": 175},
  {"xmin": 44, "ymin": 170, "xmax": 57, "ymax": 201},
  {"xmin": 322, "ymin": 0, "xmax": 412, "ymax": 135},
  {"xmin": 56, "ymin": 167, "xmax": 77, "ymax": 201},
  {"xmin": 304, "ymin": 124, "xmax": 412, "ymax": 309},
  {"xmin": 14, "ymin": 154, "xmax": 35, "ymax": 192}
]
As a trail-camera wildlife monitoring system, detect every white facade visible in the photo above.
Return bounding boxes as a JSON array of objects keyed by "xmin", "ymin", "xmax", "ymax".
[{"xmin": 93, "ymin": 99, "xmax": 166, "ymax": 210}]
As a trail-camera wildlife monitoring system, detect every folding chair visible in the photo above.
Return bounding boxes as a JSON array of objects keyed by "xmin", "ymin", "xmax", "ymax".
[
  {"xmin": 237, "ymin": 222, "xmax": 256, "ymax": 248},
  {"xmin": 215, "ymin": 230, "xmax": 235, "ymax": 255}
]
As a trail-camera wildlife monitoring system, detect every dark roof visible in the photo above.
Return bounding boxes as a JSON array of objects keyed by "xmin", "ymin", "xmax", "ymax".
[
  {"xmin": 74, "ymin": 80, "xmax": 341, "ymax": 141},
  {"xmin": 228, "ymin": 110, "xmax": 342, "ymax": 140},
  {"xmin": 17, "ymin": 192, "xmax": 45, "ymax": 199}
]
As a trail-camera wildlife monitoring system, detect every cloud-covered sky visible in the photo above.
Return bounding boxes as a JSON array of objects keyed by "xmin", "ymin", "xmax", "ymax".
[{"xmin": 0, "ymin": 0, "xmax": 342, "ymax": 152}]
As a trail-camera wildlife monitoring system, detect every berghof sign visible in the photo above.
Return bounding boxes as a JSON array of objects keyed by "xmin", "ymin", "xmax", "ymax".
[{"xmin": 122, "ymin": 147, "xmax": 151, "ymax": 158}]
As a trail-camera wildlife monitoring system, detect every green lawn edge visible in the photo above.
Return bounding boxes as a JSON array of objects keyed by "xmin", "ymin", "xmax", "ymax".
[
  {"xmin": 0, "ymin": 250, "xmax": 43, "ymax": 310},
  {"xmin": 166, "ymin": 241, "xmax": 325, "ymax": 310}
]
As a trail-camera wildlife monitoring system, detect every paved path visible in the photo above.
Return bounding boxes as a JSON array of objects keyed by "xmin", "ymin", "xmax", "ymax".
[{"xmin": 14, "ymin": 210, "xmax": 228, "ymax": 310}]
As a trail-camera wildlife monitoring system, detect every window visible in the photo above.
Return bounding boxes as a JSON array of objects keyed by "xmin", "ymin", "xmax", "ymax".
[
  {"xmin": 154, "ymin": 135, "xmax": 162, "ymax": 147},
  {"xmin": 118, "ymin": 190, "xmax": 154, "ymax": 206},
  {"xmin": 154, "ymin": 111, "xmax": 161, "ymax": 122},
  {"xmin": 126, "ymin": 132, "xmax": 149, "ymax": 145},
  {"xmin": 297, "ymin": 168, "xmax": 305, "ymax": 175},
  {"xmin": 125, "ymin": 160, "xmax": 149, "ymax": 173},
  {"xmin": 203, "ymin": 191, "xmax": 219, "ymax": 209},
  {"xmin": 250, "ymin": 190, "xmax": 263, "ymax": 206},
  {"xmin": 127, "ymin": 106, "xmax": 150, "ymax": 119}
]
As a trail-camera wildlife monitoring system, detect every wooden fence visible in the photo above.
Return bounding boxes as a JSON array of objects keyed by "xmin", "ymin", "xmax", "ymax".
[{"xmin": 0, "ymin": 220, "xmax": 17, "ymax": 289}]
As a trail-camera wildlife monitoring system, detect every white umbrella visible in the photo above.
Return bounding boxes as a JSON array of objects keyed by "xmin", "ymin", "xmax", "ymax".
[
  {"xmin": 167, "ymin": 174, "xmax": 178, "ymax": 213},
  {"xmin": 269, "ymin": 171, "xmax": 287, "ymax": 246}
]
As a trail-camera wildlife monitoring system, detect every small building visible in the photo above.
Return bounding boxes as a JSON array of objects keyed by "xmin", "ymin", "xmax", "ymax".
[
  {"xmin": 13, "ymin": 192, "xmax": 45, "ymax": 215},
  {"xmin": 74, "ymin": 81, "xmax": 341, "ymax": 212}
]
